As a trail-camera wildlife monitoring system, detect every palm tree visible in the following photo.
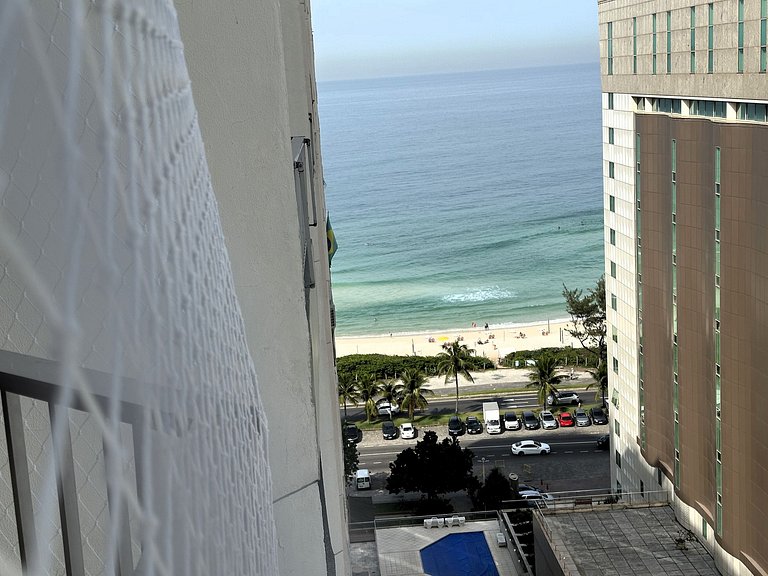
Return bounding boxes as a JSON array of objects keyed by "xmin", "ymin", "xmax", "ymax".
[
  {"xmin": 527, "ymin": 353, "xmax": 563, "ymax": 410},
  {"xmin": 396, "ymin": 368, "xmax": 434, "ymax": 420},
  {"xmin": 338, "ymin": 375, "xmax": 360, "ymax": 423},
  {"xmin": 357, "ymin": 377, "xmax": 381, "ymax": 423},
  {"xmin": 436, "ymin": 340, "xmax": 476, "ymax": 414},
  {"xmin": 586, "ymin": 361, "xmax": 609, "ymax": 407},
  {"xmin": 378, "ymin": 378, "xmax": 399, "ymax": 420}
]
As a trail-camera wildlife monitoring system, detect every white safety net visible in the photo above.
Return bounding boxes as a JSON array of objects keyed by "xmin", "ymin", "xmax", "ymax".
[{"xmin": 0, "ymin": 0, "xmax": 278, "ymax": 574}]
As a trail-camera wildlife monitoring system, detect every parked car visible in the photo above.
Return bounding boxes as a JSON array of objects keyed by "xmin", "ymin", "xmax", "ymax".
[
  {"xmin": 547, "ymin": 391, "xmax": 581, "ymax": 406},
  {"xmin": 510, "ymin": 440, "xmax": 551, "ymax": 455},
  {"xmin": 540, "ymin": 410, "xmax": 558, "ymax": 430},
  {"xmin": 519, "ymin": 489, "xmax": 554, "ymax": 502},
  {"xmin": 522, "ymin": 411, "xmax": 540, "ymax": 430},
  {"xmin": 517, "ymin": 484, "xmax": 539, "ymax": 493},
  {"xmin": 448, "ymin": 416, "xmax": 465, "ymax": 436},
  {"xmin": 399, "ymin": 422, "xmax": 416, "ymax": 439},
  {"xmin": 466, "ymin": 415, "xmax": 483, "ymax": 434},
  {"xmin": 376, "ymin": 399, "xmax": 400, "ymax": 417},
  {"xmin": 343, "ymin": 423, "xmax": 361, "ymax": 444},
  {"xmin": 590, "ymin": 407, "xmax": 609, "ymax": 425},
  {"xmin": 382, "ymin": 421, "xmax": 398, "ymax": 440},
  {"xmin": 504, "ymin": 411, "xmax": 521, "ymax": 430},
  {"xmin": 558, "ymin": 411, "xmax": 575, "ymax": 427},
  {"xmin": 596, "ymin": 434, "xmax": 610, "ymax": 450},
  {"xmin": 574, "ymin": 408, "xmax": 591, "ymax": 427}
]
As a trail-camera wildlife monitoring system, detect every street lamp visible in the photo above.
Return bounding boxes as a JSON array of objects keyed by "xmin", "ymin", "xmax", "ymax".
[{"xmin": 479, "ymin": 457, "xmax": 489, "ymax": 479}]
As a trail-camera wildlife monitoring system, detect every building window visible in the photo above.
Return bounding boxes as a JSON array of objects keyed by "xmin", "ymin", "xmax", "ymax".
[
  {"xmin": 609, "ymin": 161, "xmax": 615, "ymax": 178},
  {"xmin": 615, "ymin": 450, "xmax": 622, "ymax": 468},
  {"xmin": 612, "ymin": 325, "xmax": 618, "ymax": 343},
  {"xmin": 615, "ymin": 419, "xmax": 621, "ymax": 437},
  {"xmin": 640, "ymin": 480, "xmax": 645, "ymax": 497},
  {"xmin": 610, "ymin": 228, "xmax": 616, "ymax": 245},
  {"xmin": 739, "ymin": 0, "xmax": 745, "ymax": 73},
  {"xmin": 609, "ymin": 127, "xmax": 615, "ymax": 144},
  {"xmin": 708, "ymin": 3, "xmax": 714, "ymax": 73},
  {"xmin": 611, "ymin": 293, "xmax": 617, "ymax": 310},
  {"xmin": 653, "ymin": 13, "xmax": 658, "ymax": 74},
  {"xmin": 691, "ymin": 6, "xmax": 696, "ymax": 73},
  {"xmin": 633, "ymin": 17, "xmax": 638, "ymax": 74},
  {"xmin": 762, "ymin": 0, "xmax": 767, "ymax": 72},
  {"xmin": 667, "ymin": 10, "xmax": 673, "ymax": 73},
  {"xmin": 608, "ymin": 21, "xmax": 614, "ymax": 75},
  {"xmin": 609, "ymin": 195, "xmax": 616, "ymax": 212},
  {"xmin": 610, "ymin": 261, "xmax": 617, "ymax": 278},
  {"xmin": 613, "ymin": 357, "xmax": 619, "ymax": 373},
  {"xmin": 608, "ymin": 92, "xmax": 614, "ymax": 110}
]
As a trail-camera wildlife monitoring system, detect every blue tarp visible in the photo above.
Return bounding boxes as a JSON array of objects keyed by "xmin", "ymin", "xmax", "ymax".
[{"xmin": 420, "ymin": 532, "xmax": 499, "ymax": 576}]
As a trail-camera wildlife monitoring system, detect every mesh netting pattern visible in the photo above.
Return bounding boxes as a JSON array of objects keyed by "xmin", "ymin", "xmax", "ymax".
[{"xmin": 0, "ymin": 0, "xmax": 277, "ymax": 574}]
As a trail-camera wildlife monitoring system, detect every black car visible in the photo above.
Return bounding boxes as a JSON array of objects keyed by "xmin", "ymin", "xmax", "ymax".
[
  {"xmin": 596, "ymin": 434, "xmax": 610, "ymax": 450},
  {"xmin": 343, "ymin": 424, "xmax": 361, "ymax": 444},
  {"xmin": 382, "ymin": 421, "xmax": 398, "ymax": 440},
  {"xmin": 448, "ymin": 416, "xmax": 465, "ymax": 436},
  {"xmin": 466, "ymin": 416, "xmax": 483, "ymax": 434},
  {"xmin": 590, "ymin": 407, "xmax": 609, "ymax": 425},
  {"xmin": 522, "ymin": 410, "xmax": 540, "ymax": 430}
]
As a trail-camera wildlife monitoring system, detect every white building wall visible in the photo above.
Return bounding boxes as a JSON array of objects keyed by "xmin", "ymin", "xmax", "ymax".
[{"xmin": 175, "ymin": 1, "xmax": 348, "ymax": 574}]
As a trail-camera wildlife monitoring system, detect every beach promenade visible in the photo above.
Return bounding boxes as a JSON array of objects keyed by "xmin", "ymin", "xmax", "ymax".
[{"xmin": 335, "ymin": 318, "xmax": 581, "ymax": 363}]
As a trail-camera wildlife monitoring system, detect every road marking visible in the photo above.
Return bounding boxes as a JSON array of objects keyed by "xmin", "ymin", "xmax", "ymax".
[
  {"xmin": 373, "ymin": 461, "xmax": 383, "ymax": 465},
  {"xmin": 564, "ymin": 450, "xmax": 573, "ymax": 454},
  {"xmin": 580, "ymin": 450, "xmax": 590, "ymax": 453}
]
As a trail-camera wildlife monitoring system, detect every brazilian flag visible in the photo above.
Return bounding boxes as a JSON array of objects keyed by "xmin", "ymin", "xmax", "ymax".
[{"xmin": 326, "ymin": 213, "xmax": 338, "ymax": 265}]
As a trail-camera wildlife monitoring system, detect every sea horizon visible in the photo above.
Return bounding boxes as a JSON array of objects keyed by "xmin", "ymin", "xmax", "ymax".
[{"xmin": 319, "ymin": 63, "xmax": 604, "ymax": 337}]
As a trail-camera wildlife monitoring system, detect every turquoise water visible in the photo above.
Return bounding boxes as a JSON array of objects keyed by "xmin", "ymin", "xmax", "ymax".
[{"xmin": 318, "ymin": 64, "xmax": 604, "ymax": 336}]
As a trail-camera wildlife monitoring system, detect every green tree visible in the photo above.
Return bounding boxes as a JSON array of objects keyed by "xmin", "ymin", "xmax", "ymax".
[
  {"xmin": 338, "ymin": 375, "xmax": 360, "ymax": 423},
  {"xmin": 473, "ymin": 468, "xmax": 513, "ymax": 511},
  {"xmin": 396, "ymin": 368, "xmax": 434, "ymax": 420},
  {"xmin": 342, "ymin": 438, "xmax": 359, "ymax": 484},
  {"xmin": 386, "ymin": 431, "xmax": 475, "ymax": 502},
  {"xmin": 378, "ymin": 378, "xmax": 399, "ymax": 419},
  {"xmin": 586, "ymin": 361, "xmax": 609, "ymax": 407},
  {"xmin": 436, "ymin": 340, "xmax": 476, "ymax": 414},
  {"xmin": 357, "ymin": 377, "xmax": 381, "ymax": 423},
  {"xmin": 562, "ymin": 275, "xmax": 607, "ymax": 366},
  {"xmin": 527, "ymin": 353, "xmax": 563, "ymax": 409}
]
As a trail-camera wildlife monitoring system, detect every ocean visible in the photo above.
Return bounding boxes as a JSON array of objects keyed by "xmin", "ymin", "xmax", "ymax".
[{"xmin": 318, "ymin": 63, "xmax": 604, "ymax": 337}]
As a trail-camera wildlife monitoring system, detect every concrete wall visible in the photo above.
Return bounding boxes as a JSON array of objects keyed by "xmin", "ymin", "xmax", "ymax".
[{"xmin": 175, "ymin": 1, "xmax": 349, "ymax": 574}]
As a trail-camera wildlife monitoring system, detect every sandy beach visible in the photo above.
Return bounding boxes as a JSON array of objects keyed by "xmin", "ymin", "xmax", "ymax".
[{"xmin": 335, "ymin": 319, "xmax": 580, "ymax": 363}]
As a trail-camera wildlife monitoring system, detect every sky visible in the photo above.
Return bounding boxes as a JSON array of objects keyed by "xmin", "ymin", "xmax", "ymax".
[{"xmin": 310, "ymin": 0, "xmax": 600, "ymax": 81}]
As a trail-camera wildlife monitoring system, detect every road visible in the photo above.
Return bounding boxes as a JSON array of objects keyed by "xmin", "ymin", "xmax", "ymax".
[{"xmin": 343, "ymin": 387, "xmax": 595, "ymax": 421}]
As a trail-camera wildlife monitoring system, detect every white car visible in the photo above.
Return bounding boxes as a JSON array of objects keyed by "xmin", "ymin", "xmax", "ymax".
[
  {"xmin": 399, "ymin": 422, "xmax": 416, "ymax": 439},
  {"xmin": 510, "ymin": 440, "xmax": 551, "ymax": 455},
  {"xmin": 376, "ymin": 400, "xmax": 400, "ymax": 416},
  {"xmin": 519, "ymin": 489, "xmax": 554, "ymax": 501},
  {"xmin": 540, "ymin": 410, "xmax": 558, "ymax": 430}
]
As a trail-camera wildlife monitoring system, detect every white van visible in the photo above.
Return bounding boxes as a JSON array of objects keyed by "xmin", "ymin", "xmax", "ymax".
[{"xmin": 356, "ymin": 469, "xmax": 371, "ymax": 490}]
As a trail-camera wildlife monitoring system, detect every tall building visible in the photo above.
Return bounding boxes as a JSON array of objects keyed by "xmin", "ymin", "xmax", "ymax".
[
  {"xmin": 599, "ymin": 1, "xmax": 768, "ymax": 574},
  {"xmin": 0, "ymin": 1, "xmax": 348, "ymax": 574}
]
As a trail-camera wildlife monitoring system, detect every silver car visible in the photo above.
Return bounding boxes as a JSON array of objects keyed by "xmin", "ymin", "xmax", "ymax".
[
  {"xmin": 574, "ymin": 408, "xmax": 591, "ymax": 427},
  {"xmin": 540, "ymin": 410, "xmax": 558, "ymax": 430}
]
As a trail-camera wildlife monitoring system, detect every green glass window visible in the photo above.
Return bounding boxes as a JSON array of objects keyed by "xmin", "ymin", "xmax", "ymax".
[
  {"xmin": 608, "ymin": 92, "xmax": 614, "ymax": 109},
  {"xmin": 739, "ymin": 0, "xmax": 745, "ymax": 73},
  {"xmin": 609, "ymin": 127, "xmax": 614, "ymax": 144},
  {"xmin": 667, "ymin": 11, "xmax": 673, "ymax": 73},
  {"xmin": 609, "ymin": 195, "xmax": 615, "ymax": 212},
  {"xmin": 691, "ymin": 6, "xmax": 696, "ymax": 73},
  {"xmin": 610, "ymin": 261, "xmax": 617, "ymax": 278},
  {"xmin": 609, "ymin": 161, "xmax": 615, "ymax": 178},
  {"xmin": 633, "ymin": 17, "xmax": 638, "ymax": 74},
  {"xmin": 611, "ymin": 293, "xmax": 617, "ymax": 310},
  {"xmin": 762, "ymin": 0, "xmax": 767, "ymax": 72},
  {"xmin": 612, "ymin": 325, "xmax": 618, "ymax": 343},
  {"xmin": 653, "ymin": 13, "xmax": 658, "ymax": 74},
  {"xmin": 708, "ymin": 3, "xmax": 714, "ymax": 73},
  {"xmin": 610, "ymin": 228, "xmax": 616, "ymax": 245},
  {"xmin": 608, "ymin": 21, "xmax": 614, "ymax": 75}
]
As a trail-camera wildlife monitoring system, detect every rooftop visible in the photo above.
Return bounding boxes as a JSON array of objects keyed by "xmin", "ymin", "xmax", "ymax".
[{"xmin": 537, "ymin": 504, "xmax": 720, "ymax": 575}]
